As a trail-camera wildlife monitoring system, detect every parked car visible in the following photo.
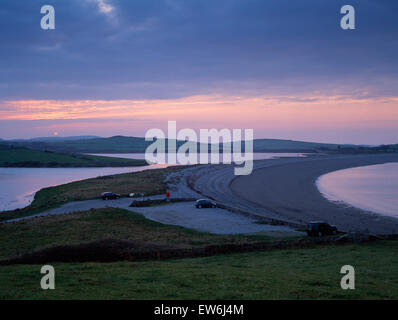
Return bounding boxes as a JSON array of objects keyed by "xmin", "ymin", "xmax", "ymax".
[
  {"xmin": 307, "ymin": 221, "xmax": 338, "ymax": 237},
  {"xmin": 101, "ymin": 192, "xmax": 121, "ymax": 200},
  {"xmin": 195, "ymin": 199, "xmax": 217, "ymax": 208}
]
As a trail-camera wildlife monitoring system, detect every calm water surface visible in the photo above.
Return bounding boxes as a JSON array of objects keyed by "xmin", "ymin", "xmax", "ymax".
[
  {"xmin": 317, "ymin": 163, "xmax": 398, "ymax": 217},
  {"xmin": 0, "ymin": 165, "xmax": 166, "ymax": 212},
  {"xmin": 89, "ymin": 152, "xmax": 306, "ymax": 162}
]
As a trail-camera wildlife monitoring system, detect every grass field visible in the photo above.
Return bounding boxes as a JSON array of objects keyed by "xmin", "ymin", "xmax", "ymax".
[
  {"xmin": 0, "ymin": 145, "xmax": 146, "ymax": 167},
  {"xmin": 1, "ymin": 206, "xmax": 397, "ymax": 299},
  {"xmin": 1, "ymin": 241, "xmax": 397, "ymax": 299},
  {"xmin": 1, "ymin": 154, "xmax": 397, "ymax": 300},
  {"xmin": 0, "ymin": 166, "xmax": 185, "ymax": 222},
  {"xmin": 0, "ymin": 207, "xmax": 269, "ymax": 261}
]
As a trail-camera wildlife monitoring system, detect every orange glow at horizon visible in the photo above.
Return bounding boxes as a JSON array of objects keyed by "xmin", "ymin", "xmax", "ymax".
[{"xmin": 1, "ymin": 94, "xmax": 398, "ymax": 131}]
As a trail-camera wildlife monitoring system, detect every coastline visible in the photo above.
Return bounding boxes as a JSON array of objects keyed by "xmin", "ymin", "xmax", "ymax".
[
  {"xmin": 229, "ymin": 154, "xmax": 398, "ymax": 234},
  {"xmin": 315, "ymin": 163, "xmax": 398, "ymax": 218},
  {"xmin": 2, "ymin": 153, "xmax": 398, "ymax": 234}
]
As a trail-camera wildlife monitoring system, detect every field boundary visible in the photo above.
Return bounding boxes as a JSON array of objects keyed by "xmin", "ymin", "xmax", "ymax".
[{"xmin": 2, "ymin": 234, "xmax": 397, "ymax": 266}]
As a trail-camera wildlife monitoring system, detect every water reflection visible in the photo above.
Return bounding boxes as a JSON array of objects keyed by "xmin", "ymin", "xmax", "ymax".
[
  {"xmin": 0, "ymin": 165, "xmax": 166, "ymax": 212},
  {"xmin": 317, "ymin": 163, "xmax": 398, "ymax": 217}
]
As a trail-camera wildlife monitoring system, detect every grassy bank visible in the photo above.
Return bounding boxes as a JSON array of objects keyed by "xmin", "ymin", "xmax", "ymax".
[
  {"xmin": 0, "ymin": 207, "xmax": 269, "ymax": 261},
  {"xmin": 0, "ymin": 145, "xmax": 147, "ymax": 167},
  {"xmin": 1, "ymin": 241, "xmax": 397, "ymax": 299},
  {"xmin": 1, "ymin": 155, "xmax": 397, "ymax": 300},
  {"xmin": 0, "ymin": 166, "xmax": 185, "ymax": 222},
  {"xmin": 0, "ymin": 193, "xmax": 396, "ymax": 299}
]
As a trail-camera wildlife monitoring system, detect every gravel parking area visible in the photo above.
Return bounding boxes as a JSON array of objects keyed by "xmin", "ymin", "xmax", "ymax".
[
  {"xmin": 3, "ymin": 198, "xmax": 299, "ymax": 235},
  {"xmin": 131, "ymin": 202, "xmax": 297, "ymax": 235}
]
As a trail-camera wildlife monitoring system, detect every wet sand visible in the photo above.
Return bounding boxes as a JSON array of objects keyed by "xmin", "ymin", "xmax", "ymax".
[{"xmin": 230, "ymin": 154, "xmax": 398, "ymax": 234}]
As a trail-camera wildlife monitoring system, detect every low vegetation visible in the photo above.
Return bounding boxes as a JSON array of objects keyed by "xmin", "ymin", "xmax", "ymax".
[
  {"xmin": 0, "ymin": 207, "xmax": 270, "ymax": 261},
  {"xmin": 1, "ymin": 240, "xmax": 397, "ymax": 299},
  {"xmin": 1, "ymin": 205, "xmax": 397, "ymax": 299}
]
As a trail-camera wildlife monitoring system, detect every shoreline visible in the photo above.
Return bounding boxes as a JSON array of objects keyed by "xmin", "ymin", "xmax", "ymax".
[
  {"xmin": 315, "ymin": 163, "xmax": 398, "ymax": 218},
  {"xmin": 229, "ymin": 154, "xmax": 398, "ymax": 234},
  {"xmin": 2, "ymin": 153, "xmax": 398, "ymax": 234},
  {"xmin": 0, "ymin": 164, "xmax": 169, "ymax": 215}
]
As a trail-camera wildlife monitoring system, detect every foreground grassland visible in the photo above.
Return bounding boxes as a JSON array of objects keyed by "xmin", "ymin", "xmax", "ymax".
[
  {"xmin": 1, "ymin": 159, "xmax": 397, "ymax": 299},
  {"xmin": 1, "ymin": 241, "xmax": 397, "ymax": 299},
  {"xmin": 0, "ymin": 166, "xmax": 185, "ymax": 222},
  {"xmin": 0, "ymin": 208, "xmax": 267, "ymax": 261},
  {"xmin": 0, "ymin": 207, "xmax": 397, "ymax": 299},
  {"xmin": 0, "ymin": 146, "xmax": 146, "ymax": 167}
]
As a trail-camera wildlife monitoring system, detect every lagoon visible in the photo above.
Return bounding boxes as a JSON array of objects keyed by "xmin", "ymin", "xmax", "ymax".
[
  {"xmin": 0, "ymin": 165, "xmax": 166, "ymax": 212},
  {"xmin": 317, "ymin": 163, "xmax": 398, "ymax": 217}
]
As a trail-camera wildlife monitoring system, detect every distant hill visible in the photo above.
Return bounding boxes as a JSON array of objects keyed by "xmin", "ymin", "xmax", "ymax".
[
  {"xmin": 9, "ymin": 135, "xmax": 100, "ymax": 142},
  {"xmin": 2, "ymin": 136, "xmax": 396, "ymax": 154},
  {"xmin": 0, "ymin": 144, "xmax": 146, "ymax": 168},
  {"xmin": 3, "ymin": 136, "xmax": 201, "ymax": 154},
  {"xmin": 252, "ymin": 139, "xmax": 346, "ymax": 152}
]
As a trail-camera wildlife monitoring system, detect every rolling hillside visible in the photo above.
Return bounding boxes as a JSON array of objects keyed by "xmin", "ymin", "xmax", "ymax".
[
  {"xmin": 2, "ymin": 136, "xmax": 342, "ymax": 153},
  {"xmin": 0, "ymin": 144, "xmax": 147, "ymax": 167},
  {"xmin": 2, "ymin": 136, "xmax": 395, "ymax": 154}
]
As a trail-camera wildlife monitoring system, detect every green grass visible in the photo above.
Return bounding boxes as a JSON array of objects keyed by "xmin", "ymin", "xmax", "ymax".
[
  {"xmin": 1, "ymin": 145, "xmax": 396, "ymax": 300},
  {"xmin": 1, "ymin": 241, "xmax": 397, "ymax": 299},
  {"xmin": 0, "ymin": 207, "xmax": 269, "ymax": 261},
  {"xmin": 0, "ymin": 145, "xmax": 146, "ymax": 167},
  {"xmin": 0, "ymin": 192, "xmax": 396, "ymax": 300}
]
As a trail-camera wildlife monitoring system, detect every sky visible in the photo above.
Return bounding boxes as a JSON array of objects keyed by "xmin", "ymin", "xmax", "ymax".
[{"xmin": 0, "ymin": 0, "xmax": 397, "ymax": 144}]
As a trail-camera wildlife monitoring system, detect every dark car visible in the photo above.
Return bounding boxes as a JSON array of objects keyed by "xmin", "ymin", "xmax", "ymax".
[
  {"xmin": 307, "ymin": 221, "xmax": 338, "ymax": 237},
  {"xmin": 195, "ymin": 199, "xmax": 217, "ymax": 208},
  {"xmin": 101, "ymin": 192, "xmax": 121, "ymax": 200}
]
